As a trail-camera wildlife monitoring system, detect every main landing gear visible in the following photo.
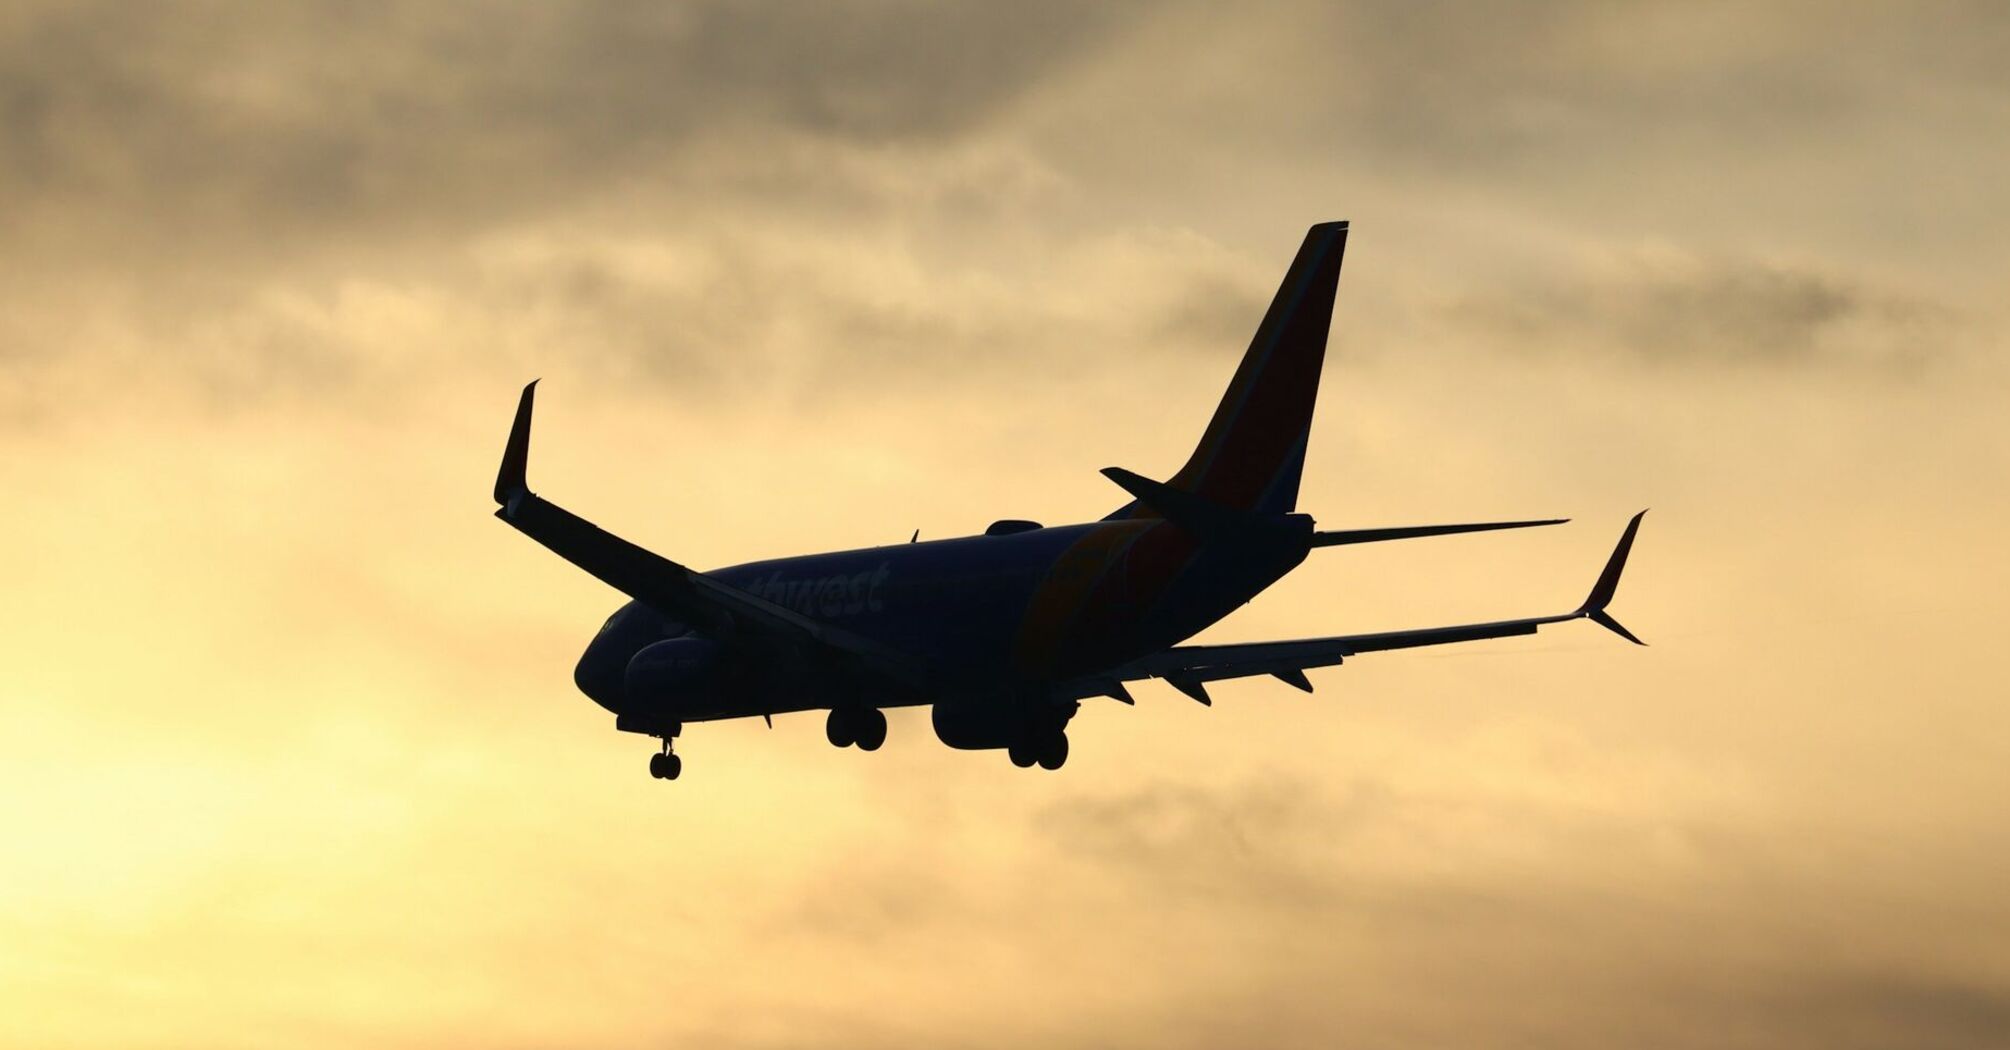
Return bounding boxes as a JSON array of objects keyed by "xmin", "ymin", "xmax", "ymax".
[
  {"xmin": 826, "ymin": 707, "xmax": 888, "ymax": 752},
  {"xmin": 1007, "ymin": 730, "xmax": 1069, "ymax": 771},
  {"xmin": 648, "ymin": 723, "xmax": 683, "ymax": 781},
  {"xmin": 1007, "ymin": 696, "xmax": 1075, "ymax": 771}
]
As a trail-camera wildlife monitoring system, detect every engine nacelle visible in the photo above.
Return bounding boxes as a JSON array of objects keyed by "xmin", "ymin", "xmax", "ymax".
[
  {"xmin": 931, "ymin": 695, "xmax": 1024, "ymax": 751},
  {"xmin": 623, "ymin": 636, "xmax": 723, "ymax": 706}
]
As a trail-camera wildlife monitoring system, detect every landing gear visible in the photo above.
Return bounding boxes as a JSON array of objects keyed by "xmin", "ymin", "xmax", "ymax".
[
  {"xmin": 825, "ymin": 708, "xmax": 855, "ymax": 748},
  {"xmin": 826, "ymin": 707, "xmax": 888, "ymax": 751},
  {"xmin": 1004, "ymin": 694, "xmax": 1075, "ymax": 771},
  {"xmin": 1009, "ymin": 730, "xmax": 1068, "ymax": 771},
  {"xmin": 648, "ymin": 735, "xmax": 682, "ymax": 780},
  {"xmin": 1037, "ymin": 731, "xmax": 1069, "ymax": 771},
  {"xmin": 854, "ymin": 708, "xmax": 887, "ymax": 752}
]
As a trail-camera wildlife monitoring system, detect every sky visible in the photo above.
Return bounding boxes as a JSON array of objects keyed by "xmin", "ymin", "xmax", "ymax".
[{"xmin": 3, "ymin": 2, "xmax": 2008, "ymax": 1046}]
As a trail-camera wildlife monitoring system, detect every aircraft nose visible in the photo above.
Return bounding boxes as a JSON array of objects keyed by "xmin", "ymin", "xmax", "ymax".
[
  {"xmin": 574, "ymin": 635, "xmax": 627, "ymax": 713},
  {"xmin": 573, "ymin": 601, "xmax": 665, "ymax": 714}
]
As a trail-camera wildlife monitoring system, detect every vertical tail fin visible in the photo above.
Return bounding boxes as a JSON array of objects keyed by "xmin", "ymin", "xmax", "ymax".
[{"xmin": 1134, "ymin": 221, "xmax": 1348, "ymax": 518}]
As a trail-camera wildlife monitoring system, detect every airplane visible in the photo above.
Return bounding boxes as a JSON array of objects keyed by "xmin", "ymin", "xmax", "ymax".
[{"xmin": 492, "ymin": 221, "xmax": 1646, "ymax": 781}]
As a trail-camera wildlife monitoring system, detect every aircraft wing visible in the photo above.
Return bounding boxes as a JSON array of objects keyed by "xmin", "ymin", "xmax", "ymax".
[
  {"xmin": 1069, "ymin": 512, "xmax": 1647, "ymax": 706},
  {"xmin": 493, "ymin": 382, "xmax": 930, "ymax": 688}
]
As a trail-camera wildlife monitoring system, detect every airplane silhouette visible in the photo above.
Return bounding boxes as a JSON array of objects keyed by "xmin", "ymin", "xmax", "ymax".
[{"xmin": 493, "ymin": 221, "xmax": 1645, "ymax": 780}]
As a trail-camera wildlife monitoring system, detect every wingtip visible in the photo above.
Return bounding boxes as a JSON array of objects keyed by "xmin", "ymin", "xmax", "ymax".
[
  {"xmin": 1578, "ymin": 510, "xmax": 1648, "ymax": 643},
  {"xmin": 494, "ymin": 380, "xmax": 538, "ymax": 506}
]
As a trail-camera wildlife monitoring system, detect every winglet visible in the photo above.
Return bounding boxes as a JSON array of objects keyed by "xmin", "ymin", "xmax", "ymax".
[
  {"xmin": 1577, "ymin": 510, "xmax": 1647, "ymax": 645},
  {"xmin": 495, "ymin": 380, "xmax": 538, "ymax": 506}
]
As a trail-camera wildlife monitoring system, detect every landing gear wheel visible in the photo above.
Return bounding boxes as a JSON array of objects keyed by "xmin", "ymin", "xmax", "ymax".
[
  {"xmin": 1008, "ymin": 740, "xmax": 1038, "ymax": 768},
  {"xmin": 825, "ymin": 708, "xmax": 856, "ymax": 749},
  {"xmin": 1036, "ymin": 732, "xmax": 1069, "ymax": 771},
  {"xmin": 649, "ymin": 740, "xmax": 683, "ymax": 781},
  {"xmin": 854, "ymin": 708, "xmax": 887, "ymax": 752}
]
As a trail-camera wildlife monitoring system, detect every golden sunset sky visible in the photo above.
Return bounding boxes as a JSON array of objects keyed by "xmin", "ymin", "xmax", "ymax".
[{"xmin": 4, "ymin": 2, "xmax": 2008, "ymax": 1046}]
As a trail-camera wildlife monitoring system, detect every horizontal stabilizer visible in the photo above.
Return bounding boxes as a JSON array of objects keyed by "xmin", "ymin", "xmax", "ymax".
[
  {"xmin": 1310, "ymin": 518, "xmax": 1566, "ymax": 547},
  {"xmin": 1101, "ymin": 466, "xmax": 1242, "ymax": 536}
]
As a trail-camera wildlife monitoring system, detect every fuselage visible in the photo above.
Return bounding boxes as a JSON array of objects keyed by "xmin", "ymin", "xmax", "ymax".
[{"xmin": 574, "ymin": 511, "xmax": 1314, "ymax": 721}]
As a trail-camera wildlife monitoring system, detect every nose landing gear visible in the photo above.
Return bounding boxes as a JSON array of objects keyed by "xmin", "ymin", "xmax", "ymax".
[{"xmin": 647, "ymin": 722, "xmax": 684, "ymax": 781}]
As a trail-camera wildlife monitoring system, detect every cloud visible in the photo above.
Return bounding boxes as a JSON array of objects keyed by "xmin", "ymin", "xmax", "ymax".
[
  {"xmin": 6, "ymin": 0, "xmax": 2003, "ymax": 417},
  {"xmin": 1767, "ymin": 975, "xmax": 2010, "ymax": 1050},
  {"xmin": 5, "ymin": 4, "xmax": 2010, "ymax": 1049},
  {"xmin": 1439, "ymin": 250, "xmax": 1960, "ymax": 371},
  {"xmin": 1, "ymin": 197, "xmax": 1282, "ymax": 418},
  {"xmin": 0, "ymin": 0, "xmax": 1149, "ymax": 251}
]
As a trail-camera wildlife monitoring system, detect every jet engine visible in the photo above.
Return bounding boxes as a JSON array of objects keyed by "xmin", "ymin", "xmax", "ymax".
[
  {"xmin": 623, "ymin": 636, "xmax": 723, "ymax": 706},
  {"xmin": 932, "ymin": 692, "xmax": 1076, "ymax": 770},
  {"xmin": 930, "ymin": 694, "xmax": 1024, "ymax": 750}
]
